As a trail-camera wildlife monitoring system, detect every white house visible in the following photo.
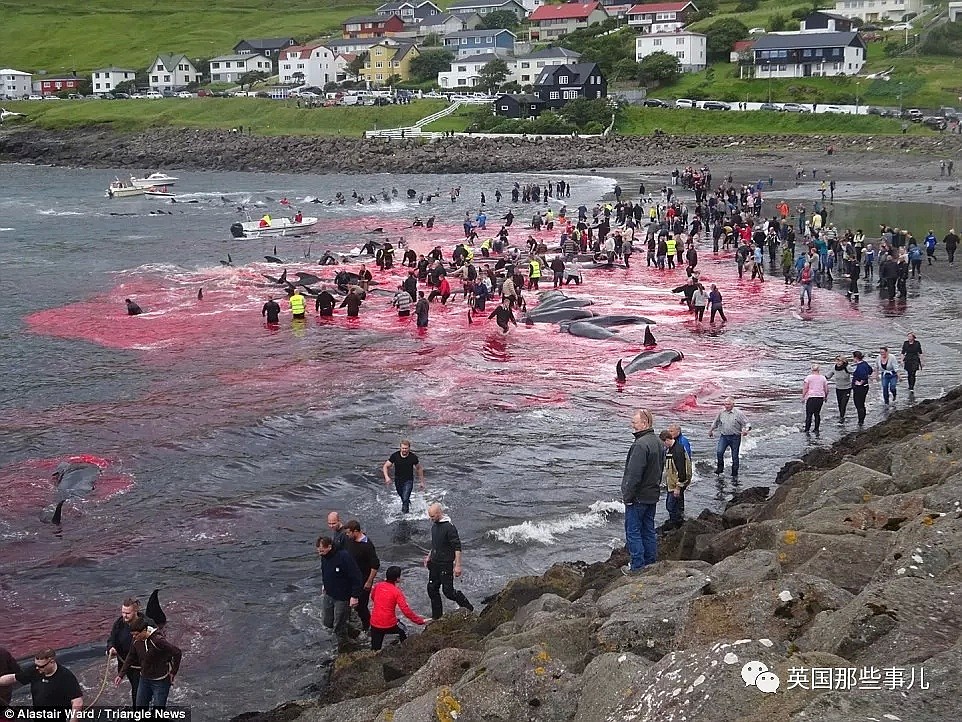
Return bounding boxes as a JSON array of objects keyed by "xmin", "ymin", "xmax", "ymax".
[
  {"xmin": 149, "ymin": 54, "xmax": 202, "ymax": 91},
  {"xmin": 90, "ymin": 67, "xmax": 137, "ymax": 95},
  {"xmin": 446, "ymin": 0, "xmax": 527, "ymax": 19},
  {"xmin": 636, "ymin": 32, "xmax": 706, "ymax": 72},
  {"xmin": 832, "ymin": 0, "xmax": 924, "ymax": 23},
  {"xmin": 751, "ymin": 31, "xmax": 866, "ymax": 78},
  {"xmin": 0, "ymin": 68, "xmax": 32, "ymax": 99},
  {"xmin": 279, "ymin": 44, "xmax": 339, "ymax": 87},
  {"xmin": 438, "ymin": 52, "xmax": 501, "ymax": 88},
  {"xmin": 626, "ymin": 1, "xmax": 698, "ymax": 33},
  {"xmin": 512, "ymin": 47, "xmax": 582, "ymax": 85},
  {"xmin": 209, "ymin": 54, "xmax": 272, "ymax": 84},
  {"xmin": 528, "ymin": 1, "xmax": 610, "ymax": 41},
  {"xmin": 950, "ymin": 1, "xmax": 962, "ymax": 21}
]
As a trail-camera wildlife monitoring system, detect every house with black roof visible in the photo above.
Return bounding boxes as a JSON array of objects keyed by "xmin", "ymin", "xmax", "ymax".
[
  {"xmin": 375, "ymin": 0, "xmax": 442, "ymax": 22},
  {"xmin": 799, "ymin": 11, "xmax": 855, "ymax": 32},
  {"xmin": 751, "ymin": 31, "xmax": 866, "ymax": 78},
  {"xmin": 233, "ymin": 38, "xmax": 297, "ymax": 70},
  {"xmin": 495, "ymin": 93, "xmax": 547, "ymax": 119},
  {"xmin": 533, "ymin": 62, "xmax": 606, "ymax": 109}
]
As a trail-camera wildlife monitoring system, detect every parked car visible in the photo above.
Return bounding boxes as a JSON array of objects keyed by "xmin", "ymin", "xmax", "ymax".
[
  {"xmin": 177, "ymin": 91, "xmax": 193, "ymax": 98},
  {"xmin": 887, "ymin": 22, "xmax": 913, "ymax": 31},
  {"xmin": 781, "ymin": 102, "xmax": 810, "ymax": 113},
  {"xmin": 702, "ymin": 100, "xmax": 731, "ymax": 111},
  {"xmin": 643, "ymin": 98, "xmax": 670, "ymax": 108},
  {"xmin": 674, "ymin": 98, "xmax": 697, "ymax": 109},
  {"xmin": 939, "ymin": 106, "xmax": 958, "ymax": 119},
  {"xmin": 905, "ymin": 108, "xmax": 923, "ymax": 122},
  {"xmin": 145, "ymin": 91, "xmax": 164, "ymax": 99},
  {"xmin": 758, "ymin": 102, "xmax": 781, "ymax": 112},
  {"xmin": 748, "ymin": 27, "xmax": 766, "ymax": 34},
  {"xmin": 372, "ymin": 96, "xmax": 392, "ymax": 106},
  {"xmin": 922, "ymin": 116, "xmax": 947, "ymax": 130},
  {"xmin": 28, "ymin": 94, "xmax": 42, "ymax": 100},
  {"xmin": 821, "ymin": 105, "xmax": 845, "ymax": 114},
  {"xmin": 42, "ymin": 95, "xmax": 61, "ymax": 100}
]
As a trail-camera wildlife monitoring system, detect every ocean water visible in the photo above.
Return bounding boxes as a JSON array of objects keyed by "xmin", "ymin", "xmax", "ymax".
[{"xmin": 1, "ymin": 163, "xmax": 960, "ymax": 719}]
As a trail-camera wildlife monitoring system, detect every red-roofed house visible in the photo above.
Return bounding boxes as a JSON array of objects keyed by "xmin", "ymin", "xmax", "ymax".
[
  {"xmin": 626, "ymin": 1, "xmax": 697, "ymax": 33},
  {"xmin": 528, "ymin": 1, "xmax": 609, "ymax": 41},
  {"xmin": 279, "ymin": 43, "xmax": 338, "ymax": 87},
  {"xmin": 342, "ymin": 14, "xmax": 406, "ymax": 39},
  {"xmin": 730, "ymin": 39, "xmax": 754, "ymax": 63}
]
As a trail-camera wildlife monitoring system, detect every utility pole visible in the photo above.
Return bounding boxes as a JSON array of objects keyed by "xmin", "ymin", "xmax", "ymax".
[
  {"xmin": 855, "ymin": 80, "xmax": 860, "ymax": 115},
  {"xmin": 898, "ymin": 80, "xmax": 903, "ymax": 116}
]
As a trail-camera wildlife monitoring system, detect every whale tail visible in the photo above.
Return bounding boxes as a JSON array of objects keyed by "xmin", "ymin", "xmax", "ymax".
[
  {"xmin": 644, "ymin": 326, "xmax": 657, "ymax": 347},
  {"xmin": 146, "ymin": 589, "xmax": 167, "ymax": 627},
  {"xmin": 616, "ymin": 359, "xmax": 627, "ymax": 383},
  {"xmin": 51, "ymin": 500, "xmax": 65, "ymax": 525},
  {"xmin": 278, "ymin": 269, "xmax": 287, "ymax": 285}
]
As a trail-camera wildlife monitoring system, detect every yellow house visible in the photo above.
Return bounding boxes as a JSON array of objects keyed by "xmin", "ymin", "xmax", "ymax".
[{"xmin": 361, "ymin": 41, "xmax": 420, "ymax": 85}]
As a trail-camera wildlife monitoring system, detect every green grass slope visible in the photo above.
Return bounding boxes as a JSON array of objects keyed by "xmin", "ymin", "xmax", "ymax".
[
  {"xmin": 1, "ymin": 98, "xmax": 447, "ymax": 136},
  {"xmin": 0, "ymin": 0, "xmax": 373, "ymax": 73}
]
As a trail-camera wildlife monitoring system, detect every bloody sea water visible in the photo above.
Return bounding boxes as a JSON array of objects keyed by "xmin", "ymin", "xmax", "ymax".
[{"xmin": 1, "ymin": 164, "xmax": 961, "ymax": 718}]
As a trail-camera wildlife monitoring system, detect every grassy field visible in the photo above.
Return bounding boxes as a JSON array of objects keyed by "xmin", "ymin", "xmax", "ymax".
[
  {"xmin": 614, "ymin": 106, "xmax": 939, "ymax": 135},
  {"xmin": 0, "ymin": 98, "xmax": 447, "ymax": 136},
  {"xmin": 0, "ymin": 0, "xmax": 373, "ymax": 72}
]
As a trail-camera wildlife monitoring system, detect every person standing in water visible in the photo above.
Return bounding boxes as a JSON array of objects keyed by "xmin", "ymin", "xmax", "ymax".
[
  {"xmin": 262, "ymin": 296, "xmax": 280, "ymax": 324},
  {"xmin": 851, "ymin": 350, "xmax": 873, "ymax": 425},
  {"xmin": 900, "ymin": 333, "xmax": 923, "ymax": 392},
  {"xmin": 382, "ymin": 440, "xmax": 425, "ymax": 514},
  {"xmin": 424, "ymin": 502, "xmax": 474, "ymax": 618},
  {"xmin": 125, "ymin": 298, "xmax": 143, "ymax": 316},
  {"xmin": 825, "ymin": 355, "xmax": 852, "ymax": 422},
  {"xmin": 488, "ymin": 298, "xmax": 518, "ymax": 333},
  {"xmin": 801, "ymin": 363, "xmax": 829, "ymax": 433},
  {"xmin": 877, "ymin": 346, "xmax": 899, "ymax": 405}
]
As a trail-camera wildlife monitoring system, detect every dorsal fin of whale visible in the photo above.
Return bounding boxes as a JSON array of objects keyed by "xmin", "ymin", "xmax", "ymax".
[
  {"xmin": 146, "ymin": 589, "xmax": 167, "ymax": 627},
  {"xmin": 51, "ymin": 500, "xmax": 66, "ymax": 525},
  {"xmin": 616, "ymin": 359, "xmax": 627, "ymax": 383},
  {"xmin": 197, "ymin": 288, "xmax": 203, "ymax": 300},
  {"xmin": 644, "ymin": 326, "xmax": 657, "ymax": 347}
]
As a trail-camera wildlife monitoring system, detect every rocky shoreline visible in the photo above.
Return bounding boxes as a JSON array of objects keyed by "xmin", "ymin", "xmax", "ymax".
[
  {"xmin": 234, "ymin": 386, "xmax": 962, "ymax": 722},
  {"xmin": 2, "ymin": 127, "xmax": 961, "ymax": 175}
]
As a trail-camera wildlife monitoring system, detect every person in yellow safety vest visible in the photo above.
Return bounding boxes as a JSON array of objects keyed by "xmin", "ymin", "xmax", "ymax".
[
  {"xmin": 480, "ymin": 238, "xmax": 492, "ymax": 257},
  {"xmin": 528, "ymin": 257, "xmax": 542, "ymax": 290},
  {"xmin": 259, "ymin": 214, "xmax": 272, "ymax": 228},
  {"xmin": 665, "ymin": 236, "xmax": 677, "ymax": 270},
  {"xmin": 464, "ymin": 245, "xmax": 474, "ymax": 262},
  {"xmin": 289, "ymin": 289, "xmax": 306, "ymax": 320},
  {"xmin": 649, "ymin": 206, "xmax": 657, "ymax": 222}
]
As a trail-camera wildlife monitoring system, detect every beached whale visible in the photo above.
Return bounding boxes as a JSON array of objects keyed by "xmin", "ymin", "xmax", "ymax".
[
  {"xmin": 45, "ymin": 461, "xmax": 103, "ymax": 524},
  {"xmin": 616, "ymin": 349, "xmax": 684, "ymax": 381},
  {"xmin": 524, "ymin": 308, "xmax": 595, "ymax": 324},
  {"xmin": 560, "ymin": 321, "xmax": 625, "ymax": 341}
]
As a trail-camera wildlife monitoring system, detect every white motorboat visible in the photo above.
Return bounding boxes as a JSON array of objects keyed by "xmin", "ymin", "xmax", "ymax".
[
  {"xmin": 106, "ymin": 178, "xmax": 145, "ymax": 198},
  {"xmin": 144, "ymin": 185, "xmax": 176, "ymax": 198},
  {"xmin": 230, "ymin": 214, "xmax": 318, "ymax": 239},
  {"xmin": 130, "ymin": 172, "xmax": 179, "ymax": 189}
]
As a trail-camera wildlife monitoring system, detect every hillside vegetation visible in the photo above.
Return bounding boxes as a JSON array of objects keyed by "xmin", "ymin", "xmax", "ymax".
[{"xmin": 0, "ymin": 0, "xmax": 373, "ymax": 72}]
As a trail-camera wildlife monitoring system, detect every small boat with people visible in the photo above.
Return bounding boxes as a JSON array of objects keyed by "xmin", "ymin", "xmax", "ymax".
[
  {"xmin": 144, "ymin": 185, "xmax": 176, "ymax": 198},
  {"xmin": 230, "ymin": 211, "xmax": 318, "ymax": 239},
  {"xmin": 106, "ymin": 178, "xmax": 145, "ymax": 198},
  {"xmin": 129, "ymin": 172, "xmax": 179, "ymax": 189}
]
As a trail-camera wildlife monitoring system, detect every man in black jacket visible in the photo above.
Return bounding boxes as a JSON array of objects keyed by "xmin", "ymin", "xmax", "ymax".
[
  {"xmin": 621, "ymin": 409, "xmax": 664, "ymax": 575},
  {"xmin": 424, "ymin": 503, "xmax": 474, "ymax": 619},
  {"xmin": 107, "ymin": 597, "xmax": 156, "ymax": 707},
  {"xmin": 344, "ymin": 520, "xmax": 380, "ymax": 634},
  {"xmin": 316, "ymin": 535, "xmax": 362, "ymax": 640}
]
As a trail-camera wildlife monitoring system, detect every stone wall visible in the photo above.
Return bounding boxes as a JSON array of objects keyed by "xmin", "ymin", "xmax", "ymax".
[{"xmin": 2, "ymin": 127, "xmax": 961, "ymax": 174}]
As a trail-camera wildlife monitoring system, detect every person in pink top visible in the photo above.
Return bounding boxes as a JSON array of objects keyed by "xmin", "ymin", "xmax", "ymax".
[
  {"xmin": 802, "ymin": 363, "xmax": 829, "ymax": 433},
  {"xmin": 369, "ymin": 566, "xmax": 429, "ymax": 651}
]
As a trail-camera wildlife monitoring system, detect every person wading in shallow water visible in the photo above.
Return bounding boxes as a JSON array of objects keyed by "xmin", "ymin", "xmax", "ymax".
[
  {"xmin": 382, "ymin": 440, "xmax": 425, "ymax": 514},
  {"xmin": 424, "ymin": 502, "xmax": 474, "ymax": 618},
  {"xmin": 708, "ymin": 397, "xmax": 751, "ymax": 479}
]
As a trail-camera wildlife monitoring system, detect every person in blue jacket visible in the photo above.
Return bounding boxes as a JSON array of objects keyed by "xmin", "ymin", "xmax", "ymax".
[{"xmin": 851, "ymin": 350, "xmax": 874, "ymax": 425}]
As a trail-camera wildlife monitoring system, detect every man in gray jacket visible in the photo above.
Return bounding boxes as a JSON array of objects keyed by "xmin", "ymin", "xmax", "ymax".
[{"xmin": 621, "ymin": 408, "xmax": 665, "ymax": 575}]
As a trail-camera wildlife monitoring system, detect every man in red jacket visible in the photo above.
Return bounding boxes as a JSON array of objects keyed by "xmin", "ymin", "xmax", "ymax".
[{"xmin": 369, "ymin": 566, "xmax": 428, "ymax": 651}]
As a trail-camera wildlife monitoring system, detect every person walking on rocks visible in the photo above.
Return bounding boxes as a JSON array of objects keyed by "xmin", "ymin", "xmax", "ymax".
[
  {"xmin": 709, "ymin": 398, "xmax": 751, "ymax": 479},
  {"xmin": 621, "ymin": 409, "xmax": 664, "ymax": 575},
  {"xmin": 316, "ymin": 535, "xmax": 362, "ymax": 641},
  {"xmin": 877, "ymin": 347, "xmax": 900, "ymax": 405},
  {"xmin": 424, "ymin": 503, "xmax": 474, "ymax": 618}
]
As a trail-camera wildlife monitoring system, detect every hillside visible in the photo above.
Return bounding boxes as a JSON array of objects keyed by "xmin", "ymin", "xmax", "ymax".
[{"xmin": 0, "ymin": 0, "xmax": 374, "ymax": 72}]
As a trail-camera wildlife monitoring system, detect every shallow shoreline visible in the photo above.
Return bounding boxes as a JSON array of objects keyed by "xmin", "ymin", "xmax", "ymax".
[{"xmin": 2, "ymin": 126, "xmax": 961, "ymax": 177}]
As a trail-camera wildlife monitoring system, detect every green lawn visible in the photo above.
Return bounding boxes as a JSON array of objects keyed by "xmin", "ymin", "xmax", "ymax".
[
  {"xmin": 0, "ymin": 0, "xmax": 374, "ymax": 72},
  {"xmin": 1, "ymin": 98, "xmax": 447, "ymax": 136},
  {"xmin": 614, "ymin": 106, "xmax": 939, "ymax": 135}
]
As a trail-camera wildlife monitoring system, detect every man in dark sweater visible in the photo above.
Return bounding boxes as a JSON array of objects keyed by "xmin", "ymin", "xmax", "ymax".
[
  {"xmin": 344, "ymin": 520, "xmax": 380, "ymax": 633},
  {"xmin": 316, "ymin": 535, "xmax": 362, "ymax": 639},
  {"xmin": 0, "ymin": 646, "xmax": 21, "ymax": 709},
  {"xmin": 621, "ymin": 409, "xmax": 664, "ymax": 574},
  {"xmin": 107, "ymin": 597, "xmax": 156, "ymax": 707},
  {"xmin": 424, "ymin": 503, "xmax": 474, "ymax": 619}
]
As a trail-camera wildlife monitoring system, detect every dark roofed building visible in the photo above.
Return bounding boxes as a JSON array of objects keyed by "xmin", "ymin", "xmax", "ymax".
[
  {"xmin": 534, "ymin": 61, "xmax": 606, "ymax": 109},
  {"xmin": 751, "ymin": 31, "xmax": 866, "ymax": 77},
  {"xmin": 800, "ymin": 11, "xmax": 855, "ymax": 32},
  {"xmin": 495, "ymin": 93, "xmax": 546, "ymax": 118},
  {"xmin": 233, "ymin": 38, "xmax": 297, "ymax": 68}
]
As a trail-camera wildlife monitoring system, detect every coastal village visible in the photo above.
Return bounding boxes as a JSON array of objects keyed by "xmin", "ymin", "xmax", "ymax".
[{"xmin": 3, "ymin": 0, "xmax": 961, "ymax": 124}]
